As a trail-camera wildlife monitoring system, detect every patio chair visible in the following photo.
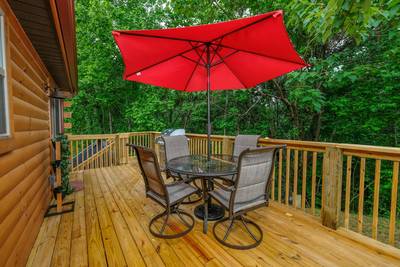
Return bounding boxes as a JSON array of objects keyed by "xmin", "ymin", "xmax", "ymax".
[
  {"xmin": 217, "ymin": 134, "xmax": 261, "ymax": 184},
  {"xmin": 132, "ymin": 145, "xmax": 198, "ymax": 239},
  {"xmin": 161, "ymin": 135, "xmax": 190, "ymax": 180},
  {"xmin": 210, "ymin": 145, "xmax": 284, "ymax": 249},
  {"xmin": 233, "ymin": 135, "xmax": 261, "ymax": 157},
  {"xmin": 162, "ymin": 135, "xmax": 202, "ymax": 203}
]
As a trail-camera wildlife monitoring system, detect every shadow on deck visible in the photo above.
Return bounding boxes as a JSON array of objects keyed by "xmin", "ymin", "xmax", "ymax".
[{"xmin": 27, "ymin": 164, "xmax": 400, "ymax": 266}]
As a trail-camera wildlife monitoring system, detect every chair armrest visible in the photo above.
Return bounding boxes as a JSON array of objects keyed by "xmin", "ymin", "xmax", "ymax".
[{"xmin": 213, "ymin": 179, "xmax": 234, "ymax": 192}]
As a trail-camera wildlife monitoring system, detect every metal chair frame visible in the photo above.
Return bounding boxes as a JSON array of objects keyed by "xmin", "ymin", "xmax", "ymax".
[
  {"xmin": 211, "ymin": 145, "xmax": 284, "ymax": 249},
  {"xmin": 132, "ymin": 145, "xmax": 198, "ymax": 239},
  {"xmin": 162, "ymin": 136, "xmax": 203, "ymax": 204}
]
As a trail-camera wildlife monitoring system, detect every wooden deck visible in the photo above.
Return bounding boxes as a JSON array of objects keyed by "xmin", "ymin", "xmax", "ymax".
[{"xmin": 26, "ymin": 164, "xmax": 400, "ymax": 267}]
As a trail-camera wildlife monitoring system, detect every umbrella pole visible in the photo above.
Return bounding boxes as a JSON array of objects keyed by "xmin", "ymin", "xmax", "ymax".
[{"xmin": 206, "ymin": 44, "xmax": 211, "ymax": 160}]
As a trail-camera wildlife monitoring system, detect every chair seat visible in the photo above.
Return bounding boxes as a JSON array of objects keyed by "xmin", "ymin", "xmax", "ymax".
[
  {"xmin": 148, "ymin": 182, "xmax": 197, "ymax": 206},
  {"xmin": 210, "ymin": 189, "xmax": 266, "ymax": 213}
]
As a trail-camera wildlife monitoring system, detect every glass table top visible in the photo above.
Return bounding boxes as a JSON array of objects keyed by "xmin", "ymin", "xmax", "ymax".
[{"xmin": 167, "ymin": 154, "xmax": 238, "ymax": 177}]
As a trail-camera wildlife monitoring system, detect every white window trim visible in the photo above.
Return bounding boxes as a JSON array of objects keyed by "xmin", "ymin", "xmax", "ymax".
[{"xmin": 0, "ymin": 9, "xmax": 10, "ymax": 139}]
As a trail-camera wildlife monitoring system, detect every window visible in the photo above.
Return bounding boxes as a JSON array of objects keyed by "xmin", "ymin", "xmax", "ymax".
[
  {"xmin": 50, "ymin": 97, "xmax": 64, "ymax": 137},
  {"xmin": 0, "ymin": 10, "xmax": 9, "ymax": 138}
]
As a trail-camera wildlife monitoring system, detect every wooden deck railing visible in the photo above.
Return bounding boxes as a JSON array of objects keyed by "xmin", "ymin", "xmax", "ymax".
[
  {"xmin": 68, "ymin": 132, "xmax": 156, "ymax": 171},
  {"xmin": 67, "ymin": 131, "xmax": 400, "ymax": 248}
]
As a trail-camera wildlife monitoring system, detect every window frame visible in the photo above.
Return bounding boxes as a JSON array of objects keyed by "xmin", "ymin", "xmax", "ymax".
[
  {"xmin": 50, "ymin": 97, "xmax": 64, "ymax": 137},
  {"xmin": 0, "ymin": 9, "xmax": 9, "ymax": 138},
  {"xmin": 0, "ymin": 8, "xmax": 15, "ymax": 155}
]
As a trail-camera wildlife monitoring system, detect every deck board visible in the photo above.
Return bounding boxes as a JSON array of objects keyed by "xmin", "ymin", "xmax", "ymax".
[
  {"xmin": 70, "ymin": 172, "xmax": 88, "ymax": 267},
  {"xmin": 27, "ymin": 164, "xmax": 400, "ymax": 266}
]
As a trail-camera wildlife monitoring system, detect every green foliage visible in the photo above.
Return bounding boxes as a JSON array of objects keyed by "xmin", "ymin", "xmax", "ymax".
[
  {"xmin": 72, "ymin": 0, "xmax": 399, "ymax": 216},
  {"xmin": 52, "ymin": 135, "xmax": 73, "ymax": 195}
]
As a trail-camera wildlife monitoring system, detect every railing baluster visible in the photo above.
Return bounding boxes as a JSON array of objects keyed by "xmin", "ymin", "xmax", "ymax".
[
  {"xmin": 311, "ymin": 152, "xmax": 317, "ymax": 215},
  {"xmin": 100, "ymin": 139, "xmax": 103, "ymax": 168},
  {"xmin": 321, "ymin": 153, "xmax": 326, "ymax": 214},
  {"xmin": 111, "ymin": 141, "xmax": 115, "ymax": 166},
  {"xmin": 69, "ymin": 140, "xmax": 73, "ymax": 170},
  {"xmin": 344, "ymin": 155, "xmax": 352, "ymax": 229},
  {"xmin": 389, "ymin": 161, "xmax": 399, "ymax": 245},
  {"xmin": 88, "ymin": 140, "xmax": 91, "ymax": 169},
  {"xmin": 302, "ymin": 150, "xmax": 307, "ymax": 210},
  {"xmin": 85, "ymin": 139, "xmax": 88, "ymax": 170},
  {"xmin": 293, "ymin": 150, "xmax": 299, "ymax": 208},
  {"xmin": 372, "ymin": 159, "xmax": 381, "ymax": 239},
  {"xmin": 95, "ymin": 139, "xmax": 101, "ymax": 168},
  {"xmin": 108, "ymin": 139, "xmax": 111, "ymax": 166},
  {"xmin": 106, "ymin": 139, "xmax": 110, "ymax": 167},
  {"xmin": 285, "ymin": 148, "xmax": 291, "ymax": 206},
  {"xmin": 122, "ymin": 137, "xmax": 126, "ymax": 163},
  {"xmin": 75, "ymin": 140, "xmax": 79, "ymax": 171},
  {"xmin": 271, "ymin": 161, "xmax": 275, "ymax": 201},
  {"xmin": 278, "ymin": 149, "xmax": 283, "ymax": 203},
  {"xmin": 358, "ymin": 157, "xmax": 366, "ymax": 234},
  {"xmin": 80, "ymin": 140, "xmax": 83, "ymax": 171}
]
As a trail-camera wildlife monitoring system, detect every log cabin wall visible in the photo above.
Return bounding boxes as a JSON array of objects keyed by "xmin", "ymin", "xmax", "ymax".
[{"xmin": 0, "ymin": 1, "xmax": 56, "ymax": 266}]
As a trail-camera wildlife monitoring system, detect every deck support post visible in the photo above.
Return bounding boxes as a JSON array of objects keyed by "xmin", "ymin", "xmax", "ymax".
[{"xmin": 322, "ymin": 147, "xmax": 343, "ymax": 229}]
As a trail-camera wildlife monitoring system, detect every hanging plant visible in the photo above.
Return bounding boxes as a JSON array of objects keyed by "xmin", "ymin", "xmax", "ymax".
[{"xmin": 51, "ymin": 134, "xmax": 74, "ymax": 195}]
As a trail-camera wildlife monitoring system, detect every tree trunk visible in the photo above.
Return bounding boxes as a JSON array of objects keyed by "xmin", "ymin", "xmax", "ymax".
[
  {"xmin": 109, "ymin": 111, "xmax": 112, "ymax": 133},
  {"xmin": 312, "ymin": 112, "xmax": 322, "ymax": 141}
]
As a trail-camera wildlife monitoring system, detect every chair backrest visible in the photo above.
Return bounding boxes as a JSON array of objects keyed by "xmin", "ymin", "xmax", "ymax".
[
  {"xmin": 162, "ymin": 135, "xmax": 190, "ymax": 162},
  {"xmin": 230, "ymin": 146, "xmax": 282, "ymax": 211},
  {"xmin": 132, "ymin": 145, "xmax": 167, "ymax": 200},
  {"xmin": 233, "ymin": 135, "xmax": 261, "ymax": 157}
]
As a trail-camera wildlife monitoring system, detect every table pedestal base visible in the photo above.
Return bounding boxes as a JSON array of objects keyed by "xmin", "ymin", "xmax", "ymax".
[{"xmin": 194, "ymin": 203, "xmax": 225, "ymax": 221}]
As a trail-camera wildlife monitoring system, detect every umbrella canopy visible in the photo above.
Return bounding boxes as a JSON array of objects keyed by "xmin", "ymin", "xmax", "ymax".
[
  {"xmin": 113, "ymin": 10, "xmax": 308, "ymax": 158},
  {"xmin": 113, "ymin": 10, "xmax": 307, "ymax": 92}
]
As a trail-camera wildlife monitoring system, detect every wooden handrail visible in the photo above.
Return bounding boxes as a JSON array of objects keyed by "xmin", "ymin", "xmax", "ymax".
[{"xmin": 184, "ymin": 133, "xmax": 400, "ymax": 157}]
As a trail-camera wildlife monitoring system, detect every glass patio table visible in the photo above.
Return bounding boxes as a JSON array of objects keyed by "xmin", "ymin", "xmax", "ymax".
[{"xmin": 167, "ymin": 154, "xmax": 238, "ymax": 233}]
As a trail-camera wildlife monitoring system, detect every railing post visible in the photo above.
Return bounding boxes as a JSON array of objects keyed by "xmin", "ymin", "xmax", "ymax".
[
  {"xmin": 152, "ymin": 132, "xmax": 162, "ymax": 163},
  {"xmin": 115, "ymin": 134, "xmax": 120, "ymax": 165},
  {"xmin": 149, "ymin": 132, "xmax": 156, "ymax": 150},
  {"xmin": 322, "ymin": 147, "xmax": 343, "ymax": 229},
  {"xmin": 222, "ymin": 137, "xmax": 233, "ymax": 155},
  {"xmin": 120, "ymin": 133, "xmax": 129, "ymax": 164}
]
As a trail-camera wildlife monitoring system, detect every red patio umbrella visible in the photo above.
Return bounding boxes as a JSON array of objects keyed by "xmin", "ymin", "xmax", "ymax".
[{"xmin": 113, "ymin": 10, "xmax": 308, "ymax": 158}]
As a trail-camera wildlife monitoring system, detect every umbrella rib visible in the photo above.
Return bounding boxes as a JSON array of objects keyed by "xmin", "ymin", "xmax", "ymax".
[
  {"xmin": 190, "ymin": 42, "xmax": 207, "ymax": 66},
  {"xmin": 180, "ymin": 54, "xmax": 204, "ymax": 66},
  {"xmin": 211, "ymin": 50, "xmax": 239, "ymax": 67},
  {"xmin": 218, "ymin": 43, "xmax": 306, "ymax": 66},
  {"xmin": 208, "ymin": 12, "xmax": 278, "ymax": 43},
  {"xmin": 209, "ymin": 38, "xmax": 224, "ymax": 64},
  {"xmin": 214, "ymin": 50, "xmax": 248, "ymax": 88},
  {"xmin": 184, "ymin": 46, "xmax": 208, "ymax": 91},
  {"xmin": 116, "ymin": 31, "xmax": 203, "ymax": 43},
  {"xmin": 124, "ymin": 43, "xmax": 204, "ymax": 79}
]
